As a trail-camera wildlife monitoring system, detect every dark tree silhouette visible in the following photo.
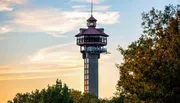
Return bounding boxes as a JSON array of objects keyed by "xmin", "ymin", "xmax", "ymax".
[
  {"xmin": 8, "ymin": 79, "xmax": 73, "ymax": 103},
  {"xmin": 117, "ymin": 5, "xmax": 180, "ymax": 103}
]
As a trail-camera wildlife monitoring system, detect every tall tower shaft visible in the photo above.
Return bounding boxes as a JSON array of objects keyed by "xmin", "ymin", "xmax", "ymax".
[{"xmin": 84, "ymin": 53, "xmax": 99, "ymax": 96}]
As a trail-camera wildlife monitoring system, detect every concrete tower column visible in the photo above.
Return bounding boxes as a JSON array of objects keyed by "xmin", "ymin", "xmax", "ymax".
[{"xmin": 84, "ymin": 53, "xmax": 99, "ymax": 97}]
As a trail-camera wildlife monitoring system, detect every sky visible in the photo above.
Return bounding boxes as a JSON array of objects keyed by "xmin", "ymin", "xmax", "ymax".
[{"xmin": 0, "ymin": 0, "xmax": 179, "ymax": 102}]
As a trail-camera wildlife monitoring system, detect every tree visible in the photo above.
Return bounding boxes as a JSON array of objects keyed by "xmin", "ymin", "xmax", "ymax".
[
  {"xmin": 7, "ymin": 101, "xmax": 13, "ymax": 103},
  {"xmin": 13, "ymin": 93, "xmax": 30, "ymax": 103},
  {"xmin": 117, "ymin": 5, "xmax": 180, "ymax": 103},
  {"xmin": 8, "ymin": 79, "xmax": 73, "ymax": 103},
  {"xmin": 69, "ymin": 89, "xmax": 82, "ymax": 103},
  {"xmin": 8, "ymin": 80, "xmax": 114, "ymax": 103},
  {"xmin": 78, "ymin": 93, "xmax": 100, "ymax": 103}
]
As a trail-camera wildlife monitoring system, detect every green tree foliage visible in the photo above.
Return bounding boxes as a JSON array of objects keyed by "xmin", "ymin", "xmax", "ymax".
[
  {"xmin": 8, "ymin": 80, "xmax": 106, "ymax": 103},
  {"xmin": 8, "ymin": 79, "xmax": 73, "ymax": 103},
  {"xmin": 78, "ymin": 93, "xmax": 100, "ymax": 103},
  {"xmin": 69, "ymin": 89, "xmax": 82, "ymax": 103},
  {"xmin": 116, "ymin": 5, "xmax": 180, "ymax": 103},
  {"xmin": 8, "ymin": 80, "xmax": 119, "ymax": 103}
]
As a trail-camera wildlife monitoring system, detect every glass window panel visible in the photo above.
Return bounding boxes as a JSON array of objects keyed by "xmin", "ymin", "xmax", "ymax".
[
  {"xmin": 87, "ymin": 59, "xmax": 88, "ymax": 63},
  {"xmin": 86, "ymin": 53, "xmax": 88, "ymax": 58},
  {"xmin": 87, "ymin": 86, "xmax": 89, "ymax": 91},
  {"xmin": 87, "ymin": 80, "xmax": 89, "ymax": 85},
  {"xmin": 85, "ymin": 75, "xmax": 87, "ymax": 79},
  {"xmin": 85, "ymin": 58, "xmax": 88, "ymax": 63},
  {"xmin": 85, "ymin": 81, "xmax": 87, "ymax": 85},
  {"xmin": 87, "ymin": 69, "xmax": 89, "ymax": 74},
  {"xmin": 86, "ymin": 69, "xmax": 88, "ymax": 74},
  {"xmin": 86, "ymin": 64, "xmax": 89, "ymax": 68},
  {"xmin": 85, "ymin": 86, "xmax": 87, "ymax": 90},
  {"xmin": 105, "ymin": 37, "xmax": 107, "ymax": 43},
  {"xmin": 84, "ymin": 59, "xmax": 86, "ymax": 63},
  {"xmin": 85, "ymin": 74, "xmax": 89, "ymax": 79},
  {"xmin": 85, "ymin": 80, "xmax": 89, "ymax": 85},
  {"xmin": 85, "ymin": 64, "xmax": 89, "ymax": 69},
  {"xmin": 85, "ymin": 69, "xmax": 87, "ymax": 74}
]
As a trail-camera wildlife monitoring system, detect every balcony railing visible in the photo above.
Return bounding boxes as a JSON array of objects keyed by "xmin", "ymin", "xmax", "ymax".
[{"xmin": 80, "ymin": 46, "xmax": 107, "ymax": 54}]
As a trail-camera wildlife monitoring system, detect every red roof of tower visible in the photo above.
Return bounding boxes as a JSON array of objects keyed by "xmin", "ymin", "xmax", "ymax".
[
  {"xmin": 75, "ymin": 27, "xmax": 108, "ymax": 37},
  {"xmin": 75, "ymin": 16, "xmax": 109, "ymax": 37},
  {"xmin": 83, "ymin": 27, "xmax": 101, "ymax": 34},
  {"xmin": 87, "ymin": 16, "xmax": 97, "ymax": 21}
]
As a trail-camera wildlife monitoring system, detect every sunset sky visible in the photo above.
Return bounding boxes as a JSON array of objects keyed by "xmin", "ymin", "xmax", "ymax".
[{"xmin": 0, "ymin": 0, "xmax": 178, "ymax": 102}]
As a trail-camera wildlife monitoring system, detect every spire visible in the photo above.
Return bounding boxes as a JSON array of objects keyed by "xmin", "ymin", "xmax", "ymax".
[
  {"xmin": 88, "ymin": 0, "xmax": 96, "ymax": 22},
  {"xmin": 87, "ymin": 0, "xmax": 97, "ymax": 27},
  {"xmin": 91, "ymin": 0, "xmax": 93, "ymax": 16}
]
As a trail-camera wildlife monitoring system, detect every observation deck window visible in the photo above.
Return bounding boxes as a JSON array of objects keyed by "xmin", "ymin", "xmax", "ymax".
[{"xmin": 77, "ymin": 36, "xmax": 107, "ymax": 44}]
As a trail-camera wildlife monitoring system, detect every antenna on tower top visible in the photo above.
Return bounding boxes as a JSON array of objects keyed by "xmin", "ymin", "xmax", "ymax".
[{"xmin": 91, "ymin": 0, "xmax": 93, "ymax": 16}]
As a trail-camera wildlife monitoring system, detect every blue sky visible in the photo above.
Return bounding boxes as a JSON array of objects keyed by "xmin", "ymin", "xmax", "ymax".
[
  {"xmin": 0, "ymin": 0, "xmax": 179, "ymax": 102},
  {"xmin": 0, "ymin": 0, "xmax": 178, "ymax": 64}
]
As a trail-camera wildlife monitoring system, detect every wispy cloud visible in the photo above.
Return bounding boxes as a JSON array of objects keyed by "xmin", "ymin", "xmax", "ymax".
[
  {"xmin": 0, "ymin": 0, "xmax": 119, "ymax": 37},
  {"xmin": 0, "ymin": 42, "xmax": 83, "ymax": 74},
  {"xmin": 72, "ymin": 5, "xmax": 87, "ymax": 9},
  {"xmin": 0, "ymin": 25, "xmax": 12, "ymax": 40},
  {"xmin": 28, "ymin": 42, "xmax": 81, "ymax": 63},
  {"xmin": 72, "ymin": 5, "xmax": 111, "ymax": 11},
  {"xmin": 11, "ymin": 8, "xmax": 119, "ymax": 37},
  {"xmin": 0, "ymin": 41, "xmax": 112, "ymax": 81},
  {"xmin": 0, "ymin": 73, "xmax": 79, "ymax": 81},
  {"xmin": 72, "ymin": 0, "xmax": 104, "ymax": 4},
  {"xmin": 0, "ymin": 25, "xmax": 12, "ymax": 34},
  {"xmin": 0, "ymin": 0, "xmax": 26, "ymax": 11},
  {"xmin": 0, "ymin": 66, "xmax": 81, "ymax": 75},
  {"xmin": 94, "ymin": 5, "xmax": 111, "ymax": 11},
  {"xmin": 0, "ymin": 42, "xmax": 83, "ymax": 81}
]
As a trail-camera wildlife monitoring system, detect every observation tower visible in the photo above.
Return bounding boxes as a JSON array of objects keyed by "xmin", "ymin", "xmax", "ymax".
[{"xmin": 75, "ymin": 0, "xmax": 109, "ymax": 97}]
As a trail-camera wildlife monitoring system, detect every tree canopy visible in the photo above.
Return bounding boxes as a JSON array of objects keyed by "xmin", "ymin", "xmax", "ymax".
[
  {"xmin": 8, "ymin": 79, "xmax": 73, "ymax": 103},
  {"xmin": 116, "ymin": 5, "xmax": 180, "ymax": 103},
  {"xmin": 8, "ymin": 79, "xmax": 123, "ymax": 103}
]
